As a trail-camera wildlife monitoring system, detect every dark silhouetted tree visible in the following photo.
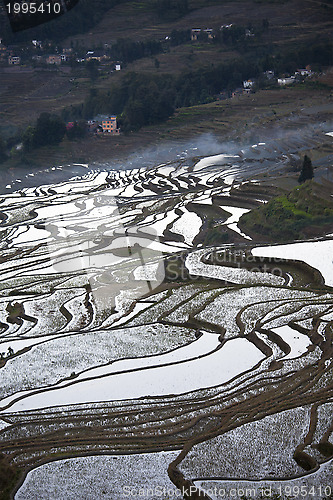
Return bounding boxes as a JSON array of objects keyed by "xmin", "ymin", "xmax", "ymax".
[
  {"xmin": 33, "ymin": 113, "xmax": 66, "ymax": 147},
  {"xmin": 22, "ymin": 113, "xmax": 66, "ymax": 150},
  {"xmin": 66, "ymin": 120, "xmax": 87, "ymax": 140},
  {"xmin": 0, "ymin": 137, "xmax": 7, "ymax": 163},
  {"xmin": 22, "ymin": 126, "xmax": 36, "ymax": 152},
  {"xmin": 298, "ymin": 155, "xmax": 314, "ymax": 183},
  {"xmin": 85, "ymin": 59, "xmax": 100, "ymax": 81}
]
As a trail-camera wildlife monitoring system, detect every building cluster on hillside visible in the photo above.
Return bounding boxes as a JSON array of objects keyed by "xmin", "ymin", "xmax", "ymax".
[
  {"xmin": 67, "ymin": 116, "xmax": 120, "ymax": 136},
  {"xmin": 0, "ymin": 38, "xmax": 21, "ymax": 65},
  {"xmin": 0, "ymin": 31, "xmax": 313, "ymax": 99},
  {"xmin": 191, "ymin": 28, "xmax": 214, "ymax": 41},
  {"xmin": 217, "ymin": 65, "xmax": 313, "ymax": 100},
  {"xmin": 277, "ymin": 67, "xmax": 312, "ymax": 86},
  {"xmin": 95, "ymin": 116, "xmax": 120, "ymax": 135},
  {"xmin": 190, "ymin": 24, "xmax": 254, "ymax": 42},
  {"xmin": 0, "ymin": 38, "xmax": 122, "ymax": 70}
]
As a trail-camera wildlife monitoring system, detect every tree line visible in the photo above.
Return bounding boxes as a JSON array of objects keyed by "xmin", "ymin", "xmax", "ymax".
[
  {"xmin": 61, "ymin": 37, "xmax": 333, "ymax": 132},
  {"xmin": 0, "ymin": 37, "xmax": 331, "ymax": 161},
  {"xmin": 109, "ymin": 38, "xmax": 163, "ymax": 64},
  {"xmin": 155, "ymin": 0, "xmax": 189, "ymax": 19},
  {"xmin": 62, "ymin": 57, "xmax": 263, "ymax": 131}
]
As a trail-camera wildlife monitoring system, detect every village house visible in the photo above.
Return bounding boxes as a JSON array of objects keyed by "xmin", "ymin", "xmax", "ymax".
[
  {"xmin": 0, "ymin": 42, "xmax": 8, "ymax": 62},
  {"xmin": 94, "ymin": 116, "xmax": 120, "ymax": 135},
  {"xmin": 232, "ymin": 88, "xmax": 244, "ymax": 98},
  {"xmin": 86, "ymin": 50, "xmax": 109, "ymax": 62},
  {"xmin": 101, "ymin": 116, "xmax": 119, "ymax": 134},
  {"xmin": 191, "ymin": 28, "xmax": 214, "ymax": 41},
  {"xmin": 191, "ymin": 29, "xmax": 201, "ymax": 41},
  {"xmin": 8, "ymin": 55, "xmax": 21, "ymax": 65},
  {"xmin": 87, "ymin": 120, "xmax": 98, "ymax": 133},
  {"xmin": 245, "ymin": 29, "xmax": 254, "ymax": 37},
  {"xmin": 278, "ymin": 76, "xmax": 296, "ymax": 86},
  {"xmin": 242, "ymin": 79, "xmax": 255, "ymax": 95},
  {"xmin": 296, "ymin": 68, "xmax": 312, "ymax": 77},
  {"xmin": 32, "ymin": 40, "xmax": 42, "ymax": 48},
  {"xmin": 203, "ymin": 28, "xmax": 214, "ymax": 40},
  {"xmin": 46, "ymin": 55, "xmax": 62, "ymax": 65},
  {"xmin": 264, "ymin": 70, "xmax": 275, "ymax": 80},
  {"xmin": 216, "ymin": 91, "xmax": 230, "ymax": 100},
  {"xmin": 243, "ymin": 79, "xmax": 255, "ymax": 89}
]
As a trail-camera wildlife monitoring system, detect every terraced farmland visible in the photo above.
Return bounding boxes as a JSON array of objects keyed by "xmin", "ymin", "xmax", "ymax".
[{"xmin": 0, "ymin": 131, "xmax": 332, "ymax": 499}]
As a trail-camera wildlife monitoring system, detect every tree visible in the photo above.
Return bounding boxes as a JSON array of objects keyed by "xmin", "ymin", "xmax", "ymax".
[
  {"xmin": 66, "ymin": 120, "xmax": 87, "ymax": 140},
  {"xmin": 0, "ymin": 137, "xmax": 7, "ymax": 163},
  {"xmin": 85, "ymin": 59, "xmax": 100, "ymax": 81},
  {"xmin": 33, "ymin": 113, "xmax": 66, "ymax": 147},
  {"xmin": 22, "ymin": 126, "xmax": 35, "ymax": 152},
  {"xmin": 262, "ymin": 18, "xmax": 269, "ymax": 30},
  {"xmin": 298, "ymin": 155, "xmax": 314, "ymax": 183},
  {"xmin": 22, "ymin": 113, "xmax": 66, "ymax": 151}
]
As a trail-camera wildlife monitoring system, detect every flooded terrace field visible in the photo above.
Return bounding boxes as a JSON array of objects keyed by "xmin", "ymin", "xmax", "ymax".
[{"xmin": 0, "ymin": 128, "xmax": 332, "ymax": 499}]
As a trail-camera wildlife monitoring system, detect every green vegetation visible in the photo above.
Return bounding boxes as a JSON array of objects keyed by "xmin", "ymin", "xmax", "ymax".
[
  {"xmin": 1, "ymin": 0, "xmax": 332, "ymax": 161},
  {"xmin": 0, "ymin": 454, "xmax": 20, "ymax": 500},
  {"xmin": 20, "ymin": 113, "xmax": 86, "ymax": 155},
  {"xmin": 22, "ymin": 113, "xmax": 66, "ymax": 151},
  {"xmin": 155, "ymin": 0, "xmax": 189, "ymax": 19},
  {"xmin": 239, "ymin": 181, "xmax": 333, "ymax": 241},
  {"xmin": 65, "ymin": 120, "xmax": 87, "ymax": 140},
  {"xmin": 62, "ymin": 72, "xmax": 177, "ymax": 131},
  {"xmin": 0, "ymin": 138, "xmax": 7, "ymax": 164},
  {"xmin": 85, "ymin": 59, "xmax": 100, "ymax": 81},
  {"xmin": 58, "ymin": 34, "xmax": 332, "ymax": 132},
  {"xmin": 61, "ymin": 57, "xmax": 263, "ymax": 130},
  {"xmin": 109, "ymin": 38, "xmax": 163, "ymax": 64}
]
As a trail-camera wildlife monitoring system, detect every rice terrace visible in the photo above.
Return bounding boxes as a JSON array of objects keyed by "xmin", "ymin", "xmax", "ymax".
[
  {"xmin": 0, "ymin": 0, "xmax": 332, "ymax": 498},
  {"xmin": 0, "ymin": 119, "xmax": 332, "ymax": 499}
]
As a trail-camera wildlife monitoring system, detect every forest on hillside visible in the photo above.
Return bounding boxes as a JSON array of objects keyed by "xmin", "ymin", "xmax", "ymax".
[{"xmin": 61, "ymin": 40, "xmax": 332, "ymax": 131}]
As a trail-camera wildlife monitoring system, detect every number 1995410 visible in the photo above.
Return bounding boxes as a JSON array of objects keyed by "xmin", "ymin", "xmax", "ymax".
[
  {"xmin": 5, "ymin": 2, "xmax": 62, "ymax": 14},
  {"xmin": 277, "ymin": 485, "xmax": 332, "ymax": 497}
]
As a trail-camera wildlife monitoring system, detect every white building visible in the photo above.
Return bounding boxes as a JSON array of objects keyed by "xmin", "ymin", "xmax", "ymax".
[
  {"xmin": 278, "ymin": 76, "xmax": 296, "ymax": 86},
  {"xmin": 243, "ymin": 79, "xmax": 255, "ymax": 89}
]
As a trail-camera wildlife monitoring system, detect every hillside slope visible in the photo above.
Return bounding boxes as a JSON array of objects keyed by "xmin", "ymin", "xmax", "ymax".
[{"xmin": 239, "ymin": 180, "xmax": 333, "ymax": 241}]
